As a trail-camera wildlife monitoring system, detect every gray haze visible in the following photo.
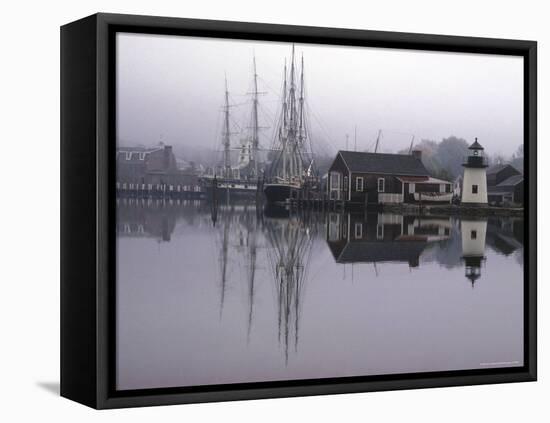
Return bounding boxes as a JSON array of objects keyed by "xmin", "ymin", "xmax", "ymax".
[{"xmin": 116, "ymin": 33, "xmax": 523, "ymax": 158}]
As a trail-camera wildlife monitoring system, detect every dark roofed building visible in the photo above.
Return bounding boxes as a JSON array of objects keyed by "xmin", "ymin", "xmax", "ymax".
[
  {"xmin": 117, "ymin": 145, "xmax": 199, "ymax": 185},
  {"xmin": 337, "ymin": 151, "xmax": 429, "ymax": 176},
  {"xmin": 485, "ymin": 163, "xmax": 523, "ymax": 206},
  {"xmin": 327, "ymin": 150, "xmax": 452, "ymax": 205},
  {"xmin": 488, "ymin": 173, "xmax": 524, "ymax": 205},
  {"xmin": 486, "ymin": 163, "xmax": 521, "ymax": 187},
  {"xmin": 116, "ymin": 145, "xmax": 203, "ymax": 196}
]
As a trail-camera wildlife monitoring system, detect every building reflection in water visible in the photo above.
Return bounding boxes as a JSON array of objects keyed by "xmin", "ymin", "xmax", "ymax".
[
  {"xmin": 326, "ymin": 213, "xmax": 452, "ymax": 268},
  {"xmin": 116, "ymin": 198, "xmax": 207, "ymax": 242}
]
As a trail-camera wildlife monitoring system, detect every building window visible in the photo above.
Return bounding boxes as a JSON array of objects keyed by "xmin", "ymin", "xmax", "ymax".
[
  {"xmin": 328, "ymin": 214, "xmax": 341, "ymax": 241},
  {"xmin": 330, "ymin": 172, "xmax": 341, "ymax": 190},
  {"xmin": 354, "ymin": 223, "xmax": 363, "ymax": 239},
  {"xmin": 472, "ymin": 184, "xmax": 478, "ymax": 194},
  {"xmin": 377, "ymin": 224, "xmax": 384, "ymax": 239},
  {"xmin": 471, "ymin": 230, "xmax": 477, "ymax": 240},
  {"xmin": 409, "ymin": 183, "xmax": 415, "ymax": 193},
  {"xmin": 344, "ymin": 176, "xmax": 349, "ymax": 191},
  {"xmin": 377, "ymin": 178, "xmax": 385, "ymax": 193},
  {"xmin": 356, "ymin": 177, "xmax": 364, "ymax": 192}
]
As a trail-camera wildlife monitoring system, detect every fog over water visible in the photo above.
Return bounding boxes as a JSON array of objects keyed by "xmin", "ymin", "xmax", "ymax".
[{"xmin": 116, "ymin": 32, "xmax": 523, "ymax": 158}]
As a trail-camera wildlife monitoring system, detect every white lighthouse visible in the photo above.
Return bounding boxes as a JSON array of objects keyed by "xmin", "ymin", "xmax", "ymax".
[
  {"xmin": 461, "ymin": 138, "xmax": 488, "ymax": 205},
  {"xmin": 461, "ymin": 218, "xmax": 487, "ymax": 286}
]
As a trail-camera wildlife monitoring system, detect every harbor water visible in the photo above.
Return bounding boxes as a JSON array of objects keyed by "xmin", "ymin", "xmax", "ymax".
[{"xmin": 116, "ymin": 199, "xmax": 524, "ymax": 390}]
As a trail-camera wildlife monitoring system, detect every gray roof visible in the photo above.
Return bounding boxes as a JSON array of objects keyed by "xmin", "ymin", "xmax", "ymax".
[
  {"xmin": 488, "ymin": 186, "xmax": 515, "ymax": 194},
  {"xmin": 497, "ymin": 174, "xmax": 523, "ymax": 187},
  {"xmin": 486, "ymin": 163, "xmax": 520, "ymax": 175},
  {"xmin": 488, "ymin": 175, "xmax": 523, "ymax": 194},
  {"xmin": 117, "ymin": 146, "xmax": 163, "ymax": 152},
  {"xmin": 338, "ymin": 151, "xmax": 429, "ymax": 176},
  {"xmin": 486, "ymin": 164, "xmax": 507, "ymax": 174}
]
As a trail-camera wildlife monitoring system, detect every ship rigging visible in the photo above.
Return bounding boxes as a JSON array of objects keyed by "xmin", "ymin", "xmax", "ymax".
[
  {"xmin": 203, "ymin": 56, "xmax": 265, "ymax": 197},
  {"xmin": 264, "ymin": 45, "xmax": 318, "ymax": 205}
]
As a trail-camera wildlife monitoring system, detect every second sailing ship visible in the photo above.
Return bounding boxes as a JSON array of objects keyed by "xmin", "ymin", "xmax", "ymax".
[{"xmin": 202, "ymin": 56, "xmax": 263, "ymax": 198}]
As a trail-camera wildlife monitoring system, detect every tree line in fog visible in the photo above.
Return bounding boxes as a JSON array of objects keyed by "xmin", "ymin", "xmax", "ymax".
[{"xmin": 397, "ymin": 136, "xmax": 524, "ymax": 181}]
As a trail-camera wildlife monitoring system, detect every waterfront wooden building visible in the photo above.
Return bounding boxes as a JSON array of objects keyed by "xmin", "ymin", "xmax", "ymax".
[
  {"xmin": 488, "ymin": 174, "xmax": 524, "ymax": 205},
  {"xmin": 326, "ymin": 150, "xmax": 452, "ymax": 206},
  {"xmin": 486, "ymin": 163, "xmax": 521, "ymax": 187},
  {"xmin": 486, "ymin": 164, "xmax": 524, "ymax": 205},
  {"xmin": 116, "ymin": 145, "xmax": 204, "ymax": 197}
]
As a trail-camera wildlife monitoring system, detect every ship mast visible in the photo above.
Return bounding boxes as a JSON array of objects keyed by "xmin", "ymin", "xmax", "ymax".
[
  {"xmin": 251, "ymin": 55, "xmax": 260, "ymax": 177},
  {"xmin": 223, "ymin": 75, "xmax": 231, "ymax": 177},
  {"xmin": 298, "ymin": 53, "xmax": 305, "ymax": 146},
  {"xmin": 281, "ymin": 59, "xmax": 288, "ymax": 182},
  {"xmin": 273, "ymin": 46, "xmax": 309, "ymax": 184},
  {"xmin": 297, "ymin": 53, "xmax": 305, "ymax": 179},
  {"xmin": 288, "ymin": 45, "xmax": 297, "ymax": 182}
]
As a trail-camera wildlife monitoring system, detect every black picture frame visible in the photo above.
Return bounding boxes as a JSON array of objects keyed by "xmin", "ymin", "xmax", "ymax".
[{"xmin": 60, "ymin": 12, "xmax": 537, "ymax": 409}]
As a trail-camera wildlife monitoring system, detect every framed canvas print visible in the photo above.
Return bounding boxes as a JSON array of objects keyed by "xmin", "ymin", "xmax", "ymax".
[{"xmin": 60, "ymin": 13, "xmax": 537, "ymax": 409}]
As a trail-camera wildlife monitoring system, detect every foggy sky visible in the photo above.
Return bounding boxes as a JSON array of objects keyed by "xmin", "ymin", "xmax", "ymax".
[{"xmin": 116, "ymin": 32, "xmax": 523, "ymax": 158}]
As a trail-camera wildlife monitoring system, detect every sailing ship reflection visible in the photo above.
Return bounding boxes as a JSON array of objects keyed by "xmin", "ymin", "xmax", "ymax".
[
  {"xmin": 211, "ymin": 204, "xmax": 317, "ymax": 362},
  {"xmin": 264, "ymin": 208, "xmax": 319, "ymax": 363},
  {"xmin": 212, "ymin": 203, "xmax": 259, "ymax": 334}
]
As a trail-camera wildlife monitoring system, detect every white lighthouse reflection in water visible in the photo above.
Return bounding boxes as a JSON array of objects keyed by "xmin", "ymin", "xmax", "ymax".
[{"xmin": 116, "ymin": 200, "xmax": 524, "ymax": 390}]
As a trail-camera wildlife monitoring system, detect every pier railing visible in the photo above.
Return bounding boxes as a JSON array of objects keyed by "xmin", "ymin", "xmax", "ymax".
[
  {"xmin": 116, "ymin": 182, "xmax": 205, "ymax": 199},
  {"xmin": 378, "ymin": 193, "xmax": 404, "ymax": 204}
]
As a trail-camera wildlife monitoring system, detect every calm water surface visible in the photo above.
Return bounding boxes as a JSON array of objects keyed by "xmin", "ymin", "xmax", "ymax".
[{"xmin": 116, "ymin": 199, "xmax": 524, "ymax": 390}]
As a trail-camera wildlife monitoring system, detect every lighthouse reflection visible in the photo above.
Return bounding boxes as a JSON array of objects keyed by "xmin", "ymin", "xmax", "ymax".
[
  {"xmin": 460, "ymin": 219, "xmax": 487, "ymax": 285},
  {"xmin": 116, "ymin": 201, "xmax": 525, "ymax": 389}
]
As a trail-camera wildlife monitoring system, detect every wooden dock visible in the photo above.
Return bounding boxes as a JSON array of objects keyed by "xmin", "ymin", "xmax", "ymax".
[{"xmin": 116, "ymin": 182, "xmax": 206, "ymax": 199}]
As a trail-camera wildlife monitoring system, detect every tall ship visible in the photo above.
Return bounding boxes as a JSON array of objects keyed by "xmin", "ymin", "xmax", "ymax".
[
  {"xmin": 201, "ymin": 57, "xmax": 264, "ymax": 197},
  {"xmin": 264, "ymin": 46, "xmax": 318, "ymax": 205}
]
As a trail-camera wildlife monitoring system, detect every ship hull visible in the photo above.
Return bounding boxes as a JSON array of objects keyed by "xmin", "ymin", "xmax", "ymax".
[
  {"xmin": 201, "ymin": 177, "xmax": 258, "ymax": 199},
  {"xmin": 263, "ymin": 183, "xmax": 301, "ymax": 205}
]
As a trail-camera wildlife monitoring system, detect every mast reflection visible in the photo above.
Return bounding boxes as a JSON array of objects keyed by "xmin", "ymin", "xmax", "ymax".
[{"xmin": 264, "ymin": 207, "xmax": 318, "ymax": 363}]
